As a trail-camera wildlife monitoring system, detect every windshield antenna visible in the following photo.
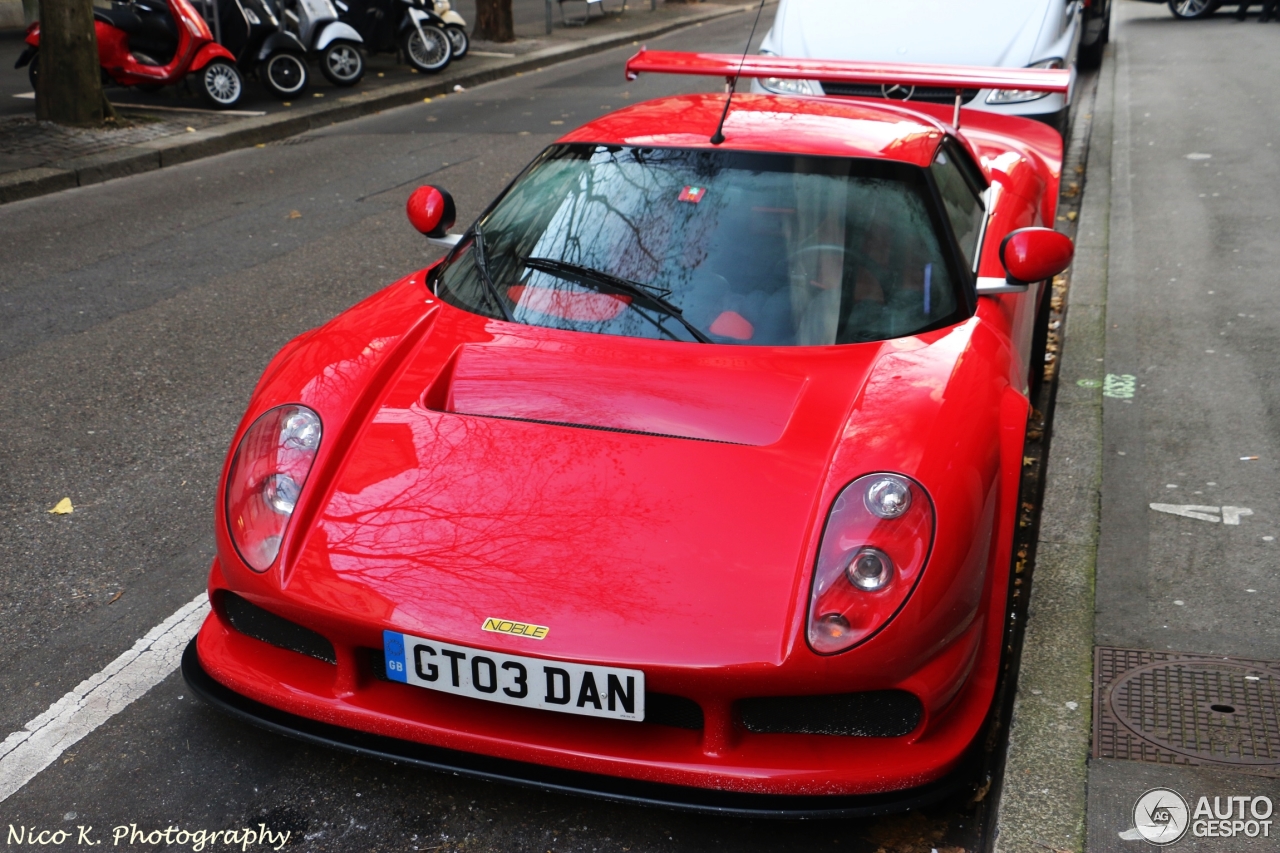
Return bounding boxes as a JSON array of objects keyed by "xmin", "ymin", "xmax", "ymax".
[{"xmin": 710, "ymin": 0, "xmax": 769, "ymax": 146}]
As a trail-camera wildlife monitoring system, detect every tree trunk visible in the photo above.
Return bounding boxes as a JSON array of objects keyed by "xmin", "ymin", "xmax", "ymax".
[
  {"xmin": 36, "ymin": 0, "xmax": 117, "ymax": 126},
  {"xmin": 473, "ymin": 0, "xmax": 513, "ymax": 42}
]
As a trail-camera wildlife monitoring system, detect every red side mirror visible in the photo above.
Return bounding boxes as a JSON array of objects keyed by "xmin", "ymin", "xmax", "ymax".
[
  {"xmin": 1000, "ymin": 227, "xmax": 1074, "ymax": 285},
  {"xmin": 406, "ymin": 185, "xmax": 456, "ymax": 238}
]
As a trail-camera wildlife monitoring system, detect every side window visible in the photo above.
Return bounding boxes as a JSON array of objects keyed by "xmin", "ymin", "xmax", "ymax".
[{"xmin": 930, "ymin": 141, "xmax": 987, "ymax": 272}]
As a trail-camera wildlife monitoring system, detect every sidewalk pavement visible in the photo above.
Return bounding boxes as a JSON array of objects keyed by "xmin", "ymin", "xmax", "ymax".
[
  {"xmin": 0, "ymin": 0, "xmax": 756, "ymax": 204},
  {"xmin": 994, "ymin": 2, "xmax": 1280, "ymax": 851}
]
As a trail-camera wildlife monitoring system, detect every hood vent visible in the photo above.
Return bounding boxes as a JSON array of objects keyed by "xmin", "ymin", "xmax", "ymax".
[{"xmin": 423, "ymin": 343, "xmax": 807, "ymax": 447}]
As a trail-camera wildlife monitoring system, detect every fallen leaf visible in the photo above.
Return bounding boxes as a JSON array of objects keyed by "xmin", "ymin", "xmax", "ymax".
[
  {"xmin": 282, "ymin": 101, "xmax": 291, "ymax": 106},
  {"xmin": 288, "ymin": 210, "xmax": 302, "ymax": 219},
  {"xmin": 255, "ymin": 143, "xmax": 265, "ymax": 148},
  {"xmin": 109, "ymin": 591, "xmax": 123, "ymax": 604},
  {"xmin": 1066, "ymin": 211, "xmax": 1078, "ymax": 221},
  {"xmin": 314, "ymin": 92, "xmax": 324, "ymax": 97},
  {"xmin": 423, "ymin": 97, "xmax": 432, "ymax": 103},
  {"xmin": 49, "ymin": 498, "xmax": 74, "ymax": 515},
  {"xmin": 185, "ymin": 126, "xmax": 195, "ymax": 133}
]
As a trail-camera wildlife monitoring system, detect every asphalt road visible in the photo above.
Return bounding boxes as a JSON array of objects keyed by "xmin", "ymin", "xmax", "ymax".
[{"xmin": 0, "ymin": 9, "xmax": 987, "ymax": 852}]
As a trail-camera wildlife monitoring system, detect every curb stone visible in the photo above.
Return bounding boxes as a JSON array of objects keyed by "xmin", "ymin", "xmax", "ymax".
[
  {"xmin": 991, "ymin": 48, "xmax": 1114, "ymax": 853},
  {"xmin": 0, "ymin": 1, "xmax": 753, "ymax": 205}
]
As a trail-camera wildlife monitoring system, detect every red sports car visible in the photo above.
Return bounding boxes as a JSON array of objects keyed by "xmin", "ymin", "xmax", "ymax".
[{"xmin": 184, "ymin": 52, "xmax": 1073, "ymax": 816}]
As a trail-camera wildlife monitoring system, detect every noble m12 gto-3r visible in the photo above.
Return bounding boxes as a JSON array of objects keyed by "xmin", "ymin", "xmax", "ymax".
[{"xmin": 184, "ymin": 52, "xmax": 1074, "ymax": 817}]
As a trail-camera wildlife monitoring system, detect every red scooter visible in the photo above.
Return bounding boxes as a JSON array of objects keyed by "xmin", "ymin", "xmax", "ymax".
[{"xmin": 16, "ymin": 0, "xmax": 245, "ymax": 109}]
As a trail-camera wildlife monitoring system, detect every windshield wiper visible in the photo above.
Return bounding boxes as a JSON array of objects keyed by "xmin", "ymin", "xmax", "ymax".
[
  {"xmin": 522, "ymin": 257, "xmax": 711, "ymax": 344},
  {"xmin": 471, "ymin": 224, "xmax": 513, "ymax": 322}
]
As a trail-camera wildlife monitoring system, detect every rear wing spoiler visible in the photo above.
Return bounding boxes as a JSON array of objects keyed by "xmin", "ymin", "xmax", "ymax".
[{"xmin": 624, "ymin": 50, "xmax": 1070, "ymax": 94}]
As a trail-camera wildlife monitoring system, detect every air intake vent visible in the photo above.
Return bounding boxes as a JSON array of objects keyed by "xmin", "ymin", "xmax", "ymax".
[
  {"xmin": 645, "ymin": 693, "xmax": 704, "ymax": 730},
  {"xmin": 821, "ymin": 82, "xmax": 979, "ymax": 105},
  {"xmin": 368, "ymin": 651, "xmax": 703, "ymax": 729},
  {"xmin": 220, "ymin": 591, "xmax": 336, "ymax": 664},
  {"xmin": 738, "ymin": 691, "xmax": 922, "ymax": 737}
]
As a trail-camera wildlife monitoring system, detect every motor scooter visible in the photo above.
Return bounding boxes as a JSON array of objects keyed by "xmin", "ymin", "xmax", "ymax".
[
  {"xmin": 280, "ymin": 0, "xmax": 365, "ymax": 85},
  {"xmin": 432, "ymin": 0, "xmax": 467, "ymax": 58},
  {"xmin": 199, "ymin": 0, "xmax": 311, "ymax": 98},
  {"xmin": 15, "ymin": 0, "xmax": 245, "ymax": 108},
  {"xmin": 338, "ymin": 0, "xmax": 451, "ymax": 73}
]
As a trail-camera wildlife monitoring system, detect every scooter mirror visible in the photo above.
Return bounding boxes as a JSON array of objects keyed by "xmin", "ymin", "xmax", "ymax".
[
  {"xmin": 406, "ymin": 185, "xmax": 456, "ymax": 239},
  {"xmin": 999, "ymin": 226, "xmax": 1074, "ymax": 285}
]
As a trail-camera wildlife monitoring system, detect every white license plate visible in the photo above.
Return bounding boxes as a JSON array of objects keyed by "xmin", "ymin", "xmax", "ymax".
[{"xmin": 383, "ymin": 630, "xmax": 645, "ymax": 722}]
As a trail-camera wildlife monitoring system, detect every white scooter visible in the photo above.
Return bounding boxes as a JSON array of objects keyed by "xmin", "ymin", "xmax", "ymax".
[
  {"xmin": 432, "ymin": 0, "xmax": 467, "ymax": 58},
  {"xmin": 281, "ymin": 0, "xmax": 365, "ymax": 85}
]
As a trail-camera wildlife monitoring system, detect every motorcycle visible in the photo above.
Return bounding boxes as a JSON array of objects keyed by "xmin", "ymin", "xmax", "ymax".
[
  {"xmin": 200, "ymin": 0, "xmax": 311, "ymax": 98},
  {"xmin": 338, "ymin": 0, "xmax": 452, "ymax": 73},
  {"xmin": 432, "ymin": 0, "xmax": 467, "ymax": 59},
  {"xmin": 280, "ymin": 0, "xmax": 365, "ymax": 86},
  {"xmin": 15, "ymin": 0, "xmax": 245, "ymax": 109}
]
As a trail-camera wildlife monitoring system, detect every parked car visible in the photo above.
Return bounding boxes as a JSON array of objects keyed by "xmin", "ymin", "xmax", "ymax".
[
  {"xmin": 752, "ymin": 0, "xmax": 1111, "ymax": 135},
  {"xmin": 183, "ymin": 51, "xmax": 1074, "ymax": 815}
]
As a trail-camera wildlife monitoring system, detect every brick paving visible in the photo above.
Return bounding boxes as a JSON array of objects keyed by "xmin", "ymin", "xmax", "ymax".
[{"xmin": 0, "ymin": 111, "xmax": 230, "ymax": 172}]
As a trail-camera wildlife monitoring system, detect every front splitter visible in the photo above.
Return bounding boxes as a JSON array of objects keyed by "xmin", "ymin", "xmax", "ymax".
[{"xmin": 182, "ymin": 638, "xmax": 973, "ymax": 819}]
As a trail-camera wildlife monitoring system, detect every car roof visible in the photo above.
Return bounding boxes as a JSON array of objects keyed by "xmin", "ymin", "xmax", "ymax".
[{"xmin": 558, "ymin": 93, "xmax": 948, "ymax": 168}]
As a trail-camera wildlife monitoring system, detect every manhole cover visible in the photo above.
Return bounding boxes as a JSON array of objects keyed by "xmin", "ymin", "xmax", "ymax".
[{"xmin": 1094, "ymin": 647, "xmax": 1280, "ymax": 776}]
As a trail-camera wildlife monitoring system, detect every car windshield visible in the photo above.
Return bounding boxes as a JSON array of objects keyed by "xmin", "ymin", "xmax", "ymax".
[{"xmin": 434, "ymin": 144, "xmax": 967, "ymax": 346}]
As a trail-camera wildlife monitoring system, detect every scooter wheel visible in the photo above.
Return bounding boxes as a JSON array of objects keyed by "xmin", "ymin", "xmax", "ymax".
[
  {"xmin": 321, "ymin": 40, "xmax": 364, "ymax": 86},
  {"xmin": 197, "ymin": 59, "xmax": 244, "ymax": 108},
  {"xmin": 263, "ymin": 53, "xmax": 309, "ymax": 99},
  {"xmin": 400, "ymin": 25, "xmax": 452, "ymax": 73},
  {"xmin": 27, "ymin": 51, "xmax": 38, "ymax": 92},
  {"xmin": 445, "ymin": 24, "xmax": 468, "ymax": 59}
]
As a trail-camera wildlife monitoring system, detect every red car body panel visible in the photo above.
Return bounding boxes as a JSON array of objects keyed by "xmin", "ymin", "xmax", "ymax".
[
  {"xmin": 622, "ymin": 50, "xmax": 1072, "ymax": 97},
  {"xmin": 190, "ymin": 85, "xmax": 1063, "ymax": 805}
]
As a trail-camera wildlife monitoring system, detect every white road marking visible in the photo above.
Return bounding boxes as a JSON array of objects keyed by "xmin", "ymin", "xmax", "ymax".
[
  {"xmin": 1221, "ymin": 506, "xmax": 1254, "ymax": 525},
  {"xmin": 1150, "ymin": 504, "xmax": 1221, "ymax": 523},
  {"xmin": 1149, "ymin": 504, "xmax": 1255, "ymax": 525},
  {"xmin": 0, "ymin": 592, "xmax": 208, "ymax": 804},
  {"xmin": 109, "ymin": 103, "xmax": 268, "ymax": 117}
]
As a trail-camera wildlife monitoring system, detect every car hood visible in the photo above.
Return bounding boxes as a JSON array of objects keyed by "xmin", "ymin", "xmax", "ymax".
[
  {"xmin": 760, "ymin": 0, "xmax": 1053, "ymax": 69},
  {"xmin": 289, "ymin": 308, "xmax": 945, "ymax": 668}
]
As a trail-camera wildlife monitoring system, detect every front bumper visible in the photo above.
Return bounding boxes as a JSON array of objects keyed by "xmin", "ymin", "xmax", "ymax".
[
  {"xmin": 187, "ymin": 564, "xmax": 1001, "ymax": 809},
  {"xmin": 182, "ymin": 637, "xmax": 973, "ymax": 817}
]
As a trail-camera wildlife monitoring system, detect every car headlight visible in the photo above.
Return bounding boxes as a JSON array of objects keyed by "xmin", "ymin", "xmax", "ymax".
[
  {"xmin": 986, "ymin": 58, "xmax": 1064, "ymax": 104},
  {"xmin": 225, "ymin": 405, "xmax": 322, "ymax": 572},
  {"xmin": 806, "ymin": 473, "xmax": 935, "ymax": 654},
  {"xmin": 760, "ymin": 77, "xmax": 817, "ymax": 96}
]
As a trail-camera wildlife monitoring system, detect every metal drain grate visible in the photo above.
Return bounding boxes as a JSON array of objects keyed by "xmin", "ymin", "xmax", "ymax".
[{"xmin": 1094, "ymin": 647, "xmax": 1280, "ymax": 776}]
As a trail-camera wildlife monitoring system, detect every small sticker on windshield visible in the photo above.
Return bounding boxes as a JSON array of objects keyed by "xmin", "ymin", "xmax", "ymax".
[{"xmin": 678, "ymin": 186, "xmax": 707, "ymax": 204}]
